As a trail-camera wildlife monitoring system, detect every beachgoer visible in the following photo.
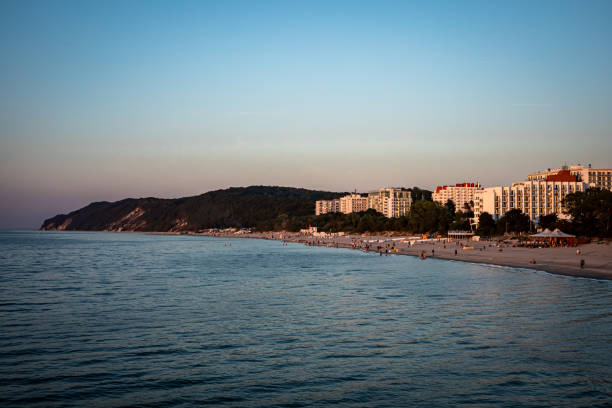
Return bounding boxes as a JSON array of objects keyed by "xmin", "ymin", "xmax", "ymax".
[{"xmin": 580, "ymin": 259, "xmax": 585, "ymax": 268}]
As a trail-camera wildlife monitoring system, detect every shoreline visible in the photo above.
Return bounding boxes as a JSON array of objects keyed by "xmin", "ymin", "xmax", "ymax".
[
  {"xmin": 207, "ymin": 231, "xmax": 612, "ymax": 281},
  {"xmin": 35, "ymin": 229, "xmax": 612, "ymax": 281}
]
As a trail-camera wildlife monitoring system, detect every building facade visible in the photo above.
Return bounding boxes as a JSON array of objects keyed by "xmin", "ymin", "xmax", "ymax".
[
  {"xmin": 367, "ymin": 188, "xmax": 412, "ymax": 218},
  {"xmin": 316, "ymin": 188, "xmax": 415, "ymax": 218},
  {"xmin": 339, "ymin": 194, "xmax": 369, "ymax": 214},
  {"xmin": 474, "ymin": 179, "xmax": 588, "ymax": 223},
  {"xmin": 528, "ymin": 164, "xmax": 612, "ymax": 190},
  {"xmin": 571, "ymin": 165, "xmax": 612, "ymax": 190},
  {"xmin": 315, "ymin": 199, "xmax": 340, "ymax": 216},
  {"xmin": 432, "ymin": 182, "xmax": 481, "ymax": 211}
]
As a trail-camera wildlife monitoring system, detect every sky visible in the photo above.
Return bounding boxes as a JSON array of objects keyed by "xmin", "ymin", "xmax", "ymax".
[{"xmin": 1, "ymin": 0, "xmax": 611, "ymax": 229}]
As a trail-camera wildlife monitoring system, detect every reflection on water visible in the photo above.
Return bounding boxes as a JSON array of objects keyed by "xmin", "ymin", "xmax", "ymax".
[{"xmin": 0, "ymin": 231, "xmax": 611, "ymax": 407}]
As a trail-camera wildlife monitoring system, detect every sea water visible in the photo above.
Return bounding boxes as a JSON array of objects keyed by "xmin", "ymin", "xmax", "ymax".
[{"xmin": 0, "ymin": 231, "xmax": 610, "ymax": 407}]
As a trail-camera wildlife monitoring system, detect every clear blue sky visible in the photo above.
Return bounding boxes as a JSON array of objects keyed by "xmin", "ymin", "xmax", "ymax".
[{"xmin": 1, "ymin": 0, "xmax": 611, "ymax": 228}]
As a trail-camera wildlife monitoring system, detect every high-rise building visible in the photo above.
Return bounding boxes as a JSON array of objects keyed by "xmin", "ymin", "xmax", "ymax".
[
  {"xmin": 339, "ymin": 194, "xmax": 368, "ymax": 214},
  {"xmin": 474, "ymin": 177, "xmax": 588, "ymax": 224},
  {"xmin": 367, "ymin": 188, "xmax": 412, "ymax": 218},
  {"xmin": 528, "ymin": 164, "xmax": 612, "ymax": 190},
  {"xmin": 315, "ymin": 199, "xmax": 340, "ymax": 215},
  {"xmin": 316, "ymin": 189, "xmax": 413, "ymax": 218},
  {"xmin": 432, "ymin": 182, "xmax": 481, "ymax": 211}
]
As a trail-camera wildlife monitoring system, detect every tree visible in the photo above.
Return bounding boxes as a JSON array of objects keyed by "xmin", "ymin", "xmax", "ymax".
[
  {"xmin": 408, "ymin": 200, "xmax": 445, "ymax": 233},
  {"xmin": 445, "ymin": 199, "xmax": 456, "ymax": 216},
  {"xmin": 437, "ymin": 206, "xmax": 451, "ymax": 233},
  {"xmin": 450, "ymin": 210, "xmax": 470, "ymax": 231},
  {"xmin": 537, "ymin": 213, "xmax": 558, "ymax": 230},
  {"xmin": 476, "ymin": 212, "xmax": 496, "ymax": 237},
  {"xmin": 410, "ymin": 187, "xmax": 433, "ymax": 202},
  {"xmin": 563, "ymin": 188, "xmax": 612, "ymax": 237},
  {"xmin": 496, "ymin": 209, "xmax": 530, "ymax": 235},
  {"xmin": 462, "ymin": 201, "xmax": 474, "ymax": 218}
]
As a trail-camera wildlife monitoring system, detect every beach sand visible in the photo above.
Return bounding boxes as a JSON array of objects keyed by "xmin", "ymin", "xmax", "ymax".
[{"xmin": 224, "ymin": 232, "xmax": 612, "ymax": 280}]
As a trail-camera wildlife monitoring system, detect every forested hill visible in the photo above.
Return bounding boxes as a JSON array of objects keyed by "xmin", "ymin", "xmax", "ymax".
[{"xmin": 40, "ymin": 186, "xmax": 346, "ymax": 232}]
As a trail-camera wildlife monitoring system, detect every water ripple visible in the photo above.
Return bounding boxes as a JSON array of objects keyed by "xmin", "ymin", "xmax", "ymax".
[{"xmin": 0, "ymin": 231, "xmax": 611, "ymax": 407}]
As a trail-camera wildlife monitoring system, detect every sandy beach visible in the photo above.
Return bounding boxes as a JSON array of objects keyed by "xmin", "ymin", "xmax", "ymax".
[{"xmin": 207, "ymin": 232, "xmax": 612, "ymax": 280}]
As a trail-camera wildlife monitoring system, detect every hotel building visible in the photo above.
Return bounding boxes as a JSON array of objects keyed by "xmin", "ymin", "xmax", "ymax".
[
  {"xmin": 432, "ymin": 182, "xmax": 481, "ymax": 211},
  {"xmin": 315, "ymin": 193, "xmax": 371, "ymax": 216},
  {"xmin": 340, "ymin": 194, "xmax": 369, "ymax": 214},
  {"xmin": 317, "ymin": 189, "xmax": 412, "ymax": 218},
  {"xmin": 528, "ymin": 164, "xmax": 612, "ymax": 191},
  {"xmin": 474, "ymin": 170, "xmax": 588, "ymax": 223},
  {"xmin": 367, "ymin": 188, "xmax": 412, "ymax": 218},
  {"xmin": 315, "ymin": 199, "xmax": 340, "ymax": 216}
]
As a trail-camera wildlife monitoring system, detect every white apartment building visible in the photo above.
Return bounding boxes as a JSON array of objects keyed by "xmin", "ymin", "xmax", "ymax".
[
  {"xmin": 340, "ymin": 194, "xmax": 369, "ymax": 214},
  {"xmin": 315, "ymin": 199, "xmax": 340, "ymax": 216},
  {"xmin": 432, "ymin": 182, "xmax": 481, "ymax": 211},
  {"xmin": 474, "ymin": 179, "xmax": 588, "ymax": 223},
  {"xmin": 367, "ymin": 188, "xmax": 412, "ymax": 218},
  {"xmin": 316, "ymin": 188, "xmax": 413, "ymax": 218},
  {"xmin": 528, "ymin": 164, "xmax": 612, "ymax": 190}
]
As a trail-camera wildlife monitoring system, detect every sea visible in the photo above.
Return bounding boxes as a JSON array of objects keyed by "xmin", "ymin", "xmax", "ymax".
[{"xmin": 0, "ymin": 231, "xmax": 610, "ymax": 407}]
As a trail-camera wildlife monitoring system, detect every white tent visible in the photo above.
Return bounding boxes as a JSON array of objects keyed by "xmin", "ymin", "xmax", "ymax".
[
  {"xmin": 530, "ymin": 228, "xmax": 575, "ymax": 238},
  {"xmin": 549, "ymin": 228, "xmax": 575, "ymax": 238},
  {"xmin": 530, "ymin": 228, "xmax": 552, "ymax": 237}
]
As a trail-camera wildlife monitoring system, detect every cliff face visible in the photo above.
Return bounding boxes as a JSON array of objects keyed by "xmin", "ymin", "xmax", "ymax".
[{"xmin": 40, "ymin": 186, "xmax": 344, "ymax": 232}]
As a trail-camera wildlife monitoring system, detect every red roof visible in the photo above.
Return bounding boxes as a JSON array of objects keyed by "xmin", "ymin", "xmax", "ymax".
[
  {"xmin": 546, "ymin": 170, "xmax": 577, "ymax": 182},
  {"xmin": 435, "ymin": 183, "xmax": 476, "ymax": 193}
]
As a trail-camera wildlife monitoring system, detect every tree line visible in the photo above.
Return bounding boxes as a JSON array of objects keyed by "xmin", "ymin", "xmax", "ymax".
[{"xmin": 273, "ymin": 200, "xmax": 466, "ymax": 235}]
